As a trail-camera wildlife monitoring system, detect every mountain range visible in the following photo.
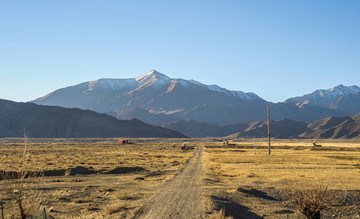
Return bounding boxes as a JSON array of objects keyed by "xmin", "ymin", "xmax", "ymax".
[
  {"xmin": 33, "ymin": 70, "xmax": 360, "ymax": 126},
  {"xmin": 162, "ymin": 114, "xmax": 360, "ymax": 139},
  {"xmin": 0, "ymin": 99, "xmax": 186, "ymax": 138},
  {"xmin": 1, "ymin": 97, "xmax": 359, "ymax": 139}
]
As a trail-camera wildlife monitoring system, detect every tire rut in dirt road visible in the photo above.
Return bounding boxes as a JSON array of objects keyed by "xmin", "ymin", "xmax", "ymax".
[{"xmin": 135, "ymin": 146, "xmax": 203, "ymax": 219}]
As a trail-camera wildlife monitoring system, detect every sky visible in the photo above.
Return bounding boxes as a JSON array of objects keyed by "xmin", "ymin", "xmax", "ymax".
[{"xmin": 1, "ymin": 0, "xmax": 359, "ymax": 103}]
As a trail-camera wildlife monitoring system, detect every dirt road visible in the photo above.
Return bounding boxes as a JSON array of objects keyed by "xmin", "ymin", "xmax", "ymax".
[{"xmin": 136, "ymin": 146, "xmax": 203, "ymax": 219}]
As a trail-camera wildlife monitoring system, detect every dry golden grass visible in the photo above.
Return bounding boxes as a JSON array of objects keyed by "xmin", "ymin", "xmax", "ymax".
[
  {"xmin": 0, "ymin": 139, "xmax": 194, "ymax": 174},
  {"xmin": 0, "ymin": 138, "xmax": 195, "ymax": 218},
  {"xmin": 1, "ymin": 138, "xmax": 359, "ymax": 218},
  {"xmin": 207, "ymin": 208, "xmax": 233, "ymax": 219},
  {"xmin": 202, "ymin": 139, "xmax": 360, "ymax": 218},
  {"xmin": 204, "ymin": 141, "xmax": 360, "ymax": 189}
]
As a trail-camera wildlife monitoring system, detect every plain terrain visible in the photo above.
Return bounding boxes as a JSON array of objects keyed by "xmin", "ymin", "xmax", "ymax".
[
  {"xmin": 0, "ymin": 138, "xmax": 359, "ymax": 218},
  {"xmin": 202, "ymin": 139, "xmax": 360, "ymax": 218}
]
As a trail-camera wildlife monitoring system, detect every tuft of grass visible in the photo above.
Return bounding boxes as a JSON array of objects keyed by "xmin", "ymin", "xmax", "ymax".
[
  {"xmin": 292, "ymin": 185, "xmax": 334, "ymax": 219},
  {"xmin": 207, "ymin": 208, "xmax": 233, "ymax": 219},
  {"xmin": 1, "ymin": 130, "xmax": 44, "ymax": 218},
  {"xmin": 103, "ymin": 203, "xmax": 126, "ymax": 215}
]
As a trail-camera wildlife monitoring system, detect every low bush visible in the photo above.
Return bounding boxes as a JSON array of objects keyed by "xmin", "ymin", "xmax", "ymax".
[{"xmin": 292, "ymin": 185, "xmax": 334, "ymax": 219}]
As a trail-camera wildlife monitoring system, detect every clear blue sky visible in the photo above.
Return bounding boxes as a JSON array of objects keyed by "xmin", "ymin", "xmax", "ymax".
[{"xmin": 1, "ymin": 0, "xmax": 359, "ymax": 103}]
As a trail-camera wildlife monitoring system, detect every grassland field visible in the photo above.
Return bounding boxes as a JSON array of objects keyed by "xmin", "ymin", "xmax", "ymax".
[{"xmin": 0, "ymin": 138, "xmax": 359, "ymax": 218}]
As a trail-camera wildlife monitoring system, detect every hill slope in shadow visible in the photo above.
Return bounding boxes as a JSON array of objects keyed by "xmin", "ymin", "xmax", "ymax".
[{"xmin": 0, "ymin": 99, "xmax": 187, "ymax": 138}]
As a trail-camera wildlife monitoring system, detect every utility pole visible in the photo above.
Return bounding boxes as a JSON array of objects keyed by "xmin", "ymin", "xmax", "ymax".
[{"xmin": 267, "ymin": 106, "xmax": 271, "ymax": 155}]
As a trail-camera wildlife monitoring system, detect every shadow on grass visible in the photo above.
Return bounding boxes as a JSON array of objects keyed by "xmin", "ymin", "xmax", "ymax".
[
  {"xmin": 237, "ymin": 187, "xmax": 279, "ymax": 201},
  {"xmin": 211, "ymin": 196, "xmax": 262, "ymax": 219}
]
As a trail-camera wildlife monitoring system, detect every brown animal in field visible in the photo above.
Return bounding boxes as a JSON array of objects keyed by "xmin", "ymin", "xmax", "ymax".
[
  {"xmin": 119, "ymin": 139, "xmax": 129, "ymax": 144},
  {"xmin": 312, "ymin": 142, "xmax": 322, "ymax": 147}
]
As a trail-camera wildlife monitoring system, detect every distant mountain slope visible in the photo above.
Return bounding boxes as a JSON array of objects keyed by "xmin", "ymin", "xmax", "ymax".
[
  {"xmin": 33, "ymin": 70, "xmax": 360, "ymax": 125},
  {"xmin": 285, "ymin": 85, "xmax": 360, "ymax": 114},
  {"xmin": 162, "ymin": 119, "xmax": 248, "ymax": 138},
  {"xmin": 180, "ymin": 102, "xmax": 313, "ymax": 124},
  {"xmin": 111, "ymin": 107, "xmax": 178, "ymax": 126},
  {"xmin": 299, "ymin": 114, "xmax": 360, "ymax": 139},
  {"xmin": 0, "ymin": 99, "xmax": 187, "ymax": 138},
  {"xmin": 163, "ymin": 119, "xmax": 309, "ymax": 138},
  {"xmin": 163, "ymin": 114, "xmax": 360, "ymax": 139},
  {"xmin": 235, "ymin": 119, "xmax": 309, "ymax": 138},
  {"xmin": 34, "ymin": 70, "xmax": 264, "ymax": 114}
]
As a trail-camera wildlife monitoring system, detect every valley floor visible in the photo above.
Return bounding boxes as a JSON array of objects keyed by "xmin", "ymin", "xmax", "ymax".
[
  {"xmin": 0, "ymin": 138, "xmax": 359, "ymax": 218},
  {"xmin": 202, "ymin": 139, "xmax": 360, "ymax": 218}
]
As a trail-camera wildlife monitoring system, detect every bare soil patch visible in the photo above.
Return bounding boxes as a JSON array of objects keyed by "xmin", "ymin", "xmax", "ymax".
[{"xmin": 135, "ymin": 145, "xmax": 203, "ymax": 219}]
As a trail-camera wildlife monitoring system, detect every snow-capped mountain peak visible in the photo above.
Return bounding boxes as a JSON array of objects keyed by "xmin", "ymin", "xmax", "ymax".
[
  {"xmin": 288, "ymin": 84, "xmax": 360, "ymax": 102},
  {"xmin": 34, "ymin": 69, "xmax": 265, "ymax": 115},
  {"xmin": 133, "ymin": 70, "xmax": 172, "ymax": 90},
  {"xmin": 309, "ymin": 84, "xmax": 360, "ymax": 99},
  {"xmin": 82, "ymin": 70, "xmax": 260, "ymax": 101},
  {"xmin": 285, "ymin": 84, "xmax": 360, "ymax": 109},
  {"xmin": 328, "ymin": 84, "xmax": 360, "ymax": 95},
  {"xmin": 136, "ymin": 70, "xmax": 170, "ymax": 82}
]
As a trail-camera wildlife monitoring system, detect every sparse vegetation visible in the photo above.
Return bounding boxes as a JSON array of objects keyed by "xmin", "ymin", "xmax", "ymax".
[
  {"xmin": 0, "ymin": 138, "xmax": 194, "ymax": 218},
  {"xmin": 292, "ymin": 185, "xmax": 334, "ymax": 219},
  {"xmin": 202, "ymin": 139, "xmax": 360, "ymax": 218},
  {"xmin": 0, "ymin": 138, "xmax": 359, "ymax": 218},
  {"xmin": 208, "ymin": 208, "xmax": 233, "ymax": 219},
  {"xmin": 1, "ymin": 131, "xmax": 44, "ymax": 218}
]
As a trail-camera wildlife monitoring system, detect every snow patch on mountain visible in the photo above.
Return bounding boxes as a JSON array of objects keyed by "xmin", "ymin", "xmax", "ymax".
[
  {"xmin": 188, "ymin": 79, "xmax": 203, "ymax": 86},
  {"xmin": 328, "ymin": 84, "xmax": 360, "ymax": 95},
  {"xmin": 84, "ymin": 78, "xmax": 137, "ymax": 93},
  {"xmin": 185, "ymin": 79, "xmax": 257, "ymax": 100},
  {"xmin": 133, "ymin": 70, "xmax": 172, "ymax": 90},
  {"xmin": 134, "ymin": 71, "xmax": 261, "ymax": 101},
  {"xmin": 38, "ymin": 69, "xmax": 264, "ymax": 104},
  {"xmin": 136, "ymin": 70, "xmax": 170, "ymax": 82},
  {"xmin": 285, "ymin": 84, "xmax": 360, "ymax": 108},
  {"xmin": 289, "ymin": 84, "xmax": 360, "ymax": 101},
  {"xmin": 85, "ymin": 70, "xmax": 172, "ymax": 93}
]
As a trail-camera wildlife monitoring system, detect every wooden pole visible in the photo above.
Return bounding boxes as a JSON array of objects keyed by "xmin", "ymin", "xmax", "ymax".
[
  {"xmin": 267, "ymin": 106, "xmax": 271, "ymax": 155},
  {"xmin": 124, "ymin": 138, "xmax": 127, "ymax": 156}
]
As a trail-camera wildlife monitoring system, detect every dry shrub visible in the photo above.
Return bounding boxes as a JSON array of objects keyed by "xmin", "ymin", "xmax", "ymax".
[
  {"xmin": 103, "ymin": 202, "xmax": 125, "ymax": 215},
  {"xmin": 292, "ymin": 185, "xmax": 334, "ymax": 219},
  {"xmin": 207, "ymin": 208, "xmax": 233, "ymax": 219},
  {"xmin": 1, "ymin": 130, "xmax": 44, "ymax": 218}
]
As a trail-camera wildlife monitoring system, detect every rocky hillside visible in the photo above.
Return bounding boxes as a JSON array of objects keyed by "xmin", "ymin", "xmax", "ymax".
[
  {"xmin": 163, "ymin": 115, "xmax": 360, "ymax": 139},
  {"xmin": 299, "ymin": 114, "xmax": 360, "ymax": 139},
  {"xmin": 0, "ymin": 99, "xmax": 187, "ymax": 138}
]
